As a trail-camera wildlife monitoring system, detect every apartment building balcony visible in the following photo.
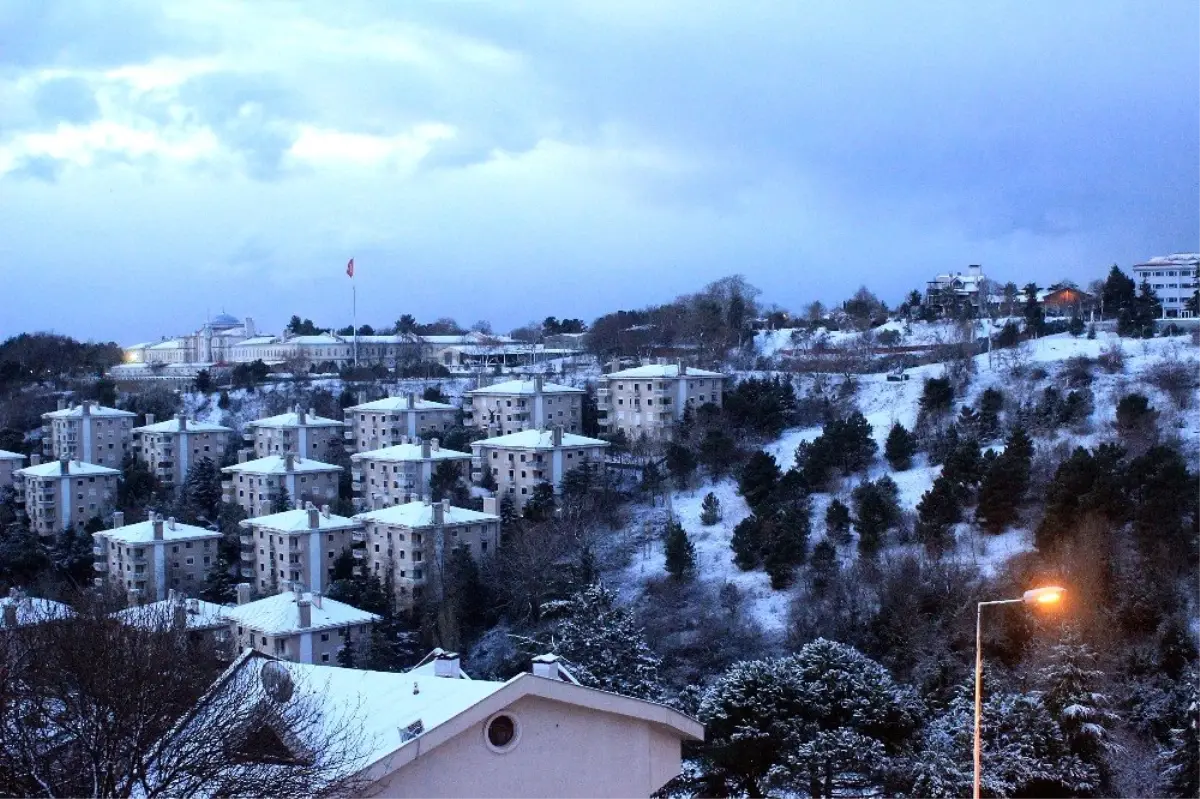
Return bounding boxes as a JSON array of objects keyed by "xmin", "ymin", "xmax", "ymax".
[
  {"xmin": 93, "ymin": 577, "xmax": 104, "ymax": 588},
  {"xmin": 240, "ymin": 534, "xmax": 254, "ymax": 547},
  {"xmin": 130, "ymin": 552, "xmax": 148, "ymax": 564},
  {"xmin": 343, "ymin": 430, "xmax": 356, "ymax": 441},
  {"xmin": 287, "ymin": 538, "xmax": 302, "ymax": 551},
  {"xmin": 240, "ymin": 551, "xmax": 255, "ymax": 562},
  {"xmin": 92, "ymin": 545, "xmax": 104, "ymax": 556},
  {"xmin": 352, "ymin": 549, "xmax": 365, "ymax": 560},
  {"xmin": 239, "ymin": 566, "xmax": 254, "ymax": 578},
  {"xmin": 242, "ymin": 432, "xmax": 254, "ymax": 443},
  {"xmin": 351, "ymin": 531, "xmax": 366, "ymax": 543},
  {"xmin": 93, "ymin": 561, "xmax": 107, "ymax": 572}
]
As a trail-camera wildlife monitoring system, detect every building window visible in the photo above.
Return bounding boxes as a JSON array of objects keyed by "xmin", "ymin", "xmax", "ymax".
[{"xmin": 485, "ymin": 713, "xmax": 520, "ymax": 752}]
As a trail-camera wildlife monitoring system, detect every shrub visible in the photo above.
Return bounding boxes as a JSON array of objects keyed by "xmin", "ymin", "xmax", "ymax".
[
  {"xmin": 1060, "ymin": 356, "xmax": 1094, "ymax": 389},
  {"xmin": 1144, "ymin": 361, "xmax": 1197, "ymax": 410},
  {"xmin": 1097, "ymin": 342, "xmax": 1125, "ymax": 373}
]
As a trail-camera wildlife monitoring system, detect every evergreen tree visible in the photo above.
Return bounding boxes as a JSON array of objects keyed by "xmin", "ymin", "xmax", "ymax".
[
  {"xmin": 53, "ymin": 524, "xmax": 96, "ymax": 585},
  {"xmin": 884, "ymin": 422, "xmax": 916, "ymax": 471},
  {"xmin": 700, "ymin": 492, "xmax": 722, "ymax": 525},
  {"xmin": 0, "ymin": 522, "xmax": 50, "ymax": 585},
  {"xmin": 835, "ymin": 411, "xmax": 877, "ymax": 474},
  {"xmin": 429, "ymin": 459, "xmax": 462, "ymax": 503},
  {"xmin": 730, "ymin": 515, "xmax": 765, "ymax": 571},
  {"xmin": 919, "ymin": 377, "xmax": 954, "ymax": 418},
  {"xmin": 808, "ymin": 539, "xmax": 839, "ymax": 596},
  {"xmin": 663, "ymin": 518, "xmax": 696, "ymax": 581},
  {"xmin": 763, "ymin": 515, "xmax": 808, "ymax": 590},
  {"xmin": 336, "ymin": 636, "xmax": 356, "ymax": 668},
  {"xmin": 824, "ymin": 498, "xmax": 852, "ymax": 545},
  {"xmin": 1036, "ymin": 629, "xmax": 1117, "ymax": 785},
  {"xmin": 739, "ymin": 451, "xmax": 781, "ymax": 511},
  {"xmin": 1034, "ymin": 444, "xmax": 1127, "ymax": 553},
  {"xmin": 699, "ymin": 430, "xmax": 737, "ymax": 481},
  {"xmin": 199, "ymin": 555, "xmax": 235, "ymax": 603},
  {"xmin": 1101, "ymin": 264, "xmax": 1136, "ymax": 321},
  {"xmin": 639, "ymin": 460, "xmax": 664, "ymax": 495},
  {"xmin": 180, "ymin": 457, "xmax": 223, "ymax": 524},
  {"xmin": 547, "ymin": 583, "xmax": 663, "ymax": 701},
  {"xmin": 1114, "ymin": 392, "xmax": 1158, "ymax": 444},
  {"xmin": 271, "ymin": 486, "xmax": 293, "ymax": 514},
  {"xmin": 976, "ymin": 427, "xmax": 1033, "ymax": 534},
  {"xmin": 1159, "ymin": 680, "xmax": 1199, "ymax": 798},
  {"xmin": 522, "ymin": 482, "xmax": 556, "ymax": 522},
  {"xmin": 852, "ymin": 477, "xmax": 901, "ymax": 557},
  {"xmin": 665, "ymin": 442, "xmax": 697, "ymax": 488},
  {"xmin": 1068, "ymin": 315, "xmax": 1085, "ymax": 337},
  {"xmin": 1022, "ymin": 282, "xmax": 1045, "ymax": 336},
  {"xmin": 499, "ymin": 494, "xmax": 518, "ymax": 528},
  {"xmin": 940, "ymin": 436, "xmax": 983, "ymax": 500},
  {"xmin": 477, "ymin": 467, "xmax": 498, "ymax": 492},
  {"xmin": 1126, "ymin": 445, "xmax": 1197, "ymax": 562},
  {"xmin": 117, "ymin": 452, "xmax": 162, "ymax": 519},
  {"xmin": 217, "ymin": 389, "xmax": 231, "ymax": 410},
  {"xmin": 915, "ymin": 475, "xmax": 961, "ymax": 558}
]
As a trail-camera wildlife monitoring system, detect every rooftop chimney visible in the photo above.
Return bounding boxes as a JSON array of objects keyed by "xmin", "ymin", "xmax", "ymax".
[
  {"xmin": 59, "ymin": 456, "xmax": 69, "ymax": 476},
  {"xmin": 297, "ymin": 408, "xmax": 307, "ymax": 426},
  {"xmin": 238, "ymin": 448, "xmax": 251, "ymax": 464},
  {"xmin": 297, "ymin": 597, "xmax": 312, "ymax": 629},
  {"xmin": 320, "ymin": 504, "xmax": 330, "ymax": 518},
  {"xmin": 167, "ymin": 516, "xmax": 177, "ymax": 531},
  {"xmin": 532, "ymin": 653, "xmax": 579, "ymax": 683},
  {"xmin": 433, "ymin": 651, "xmax": 461, "ymax": 679},
  {"xmin": 482, "ymin": 497, "xmax": 499, "ymax": 516},
  {"xmin": 236, "ymin": 583, "xmax": 251, "ymax": 605},
  {"xmin": 356, "ymin": 390, "xmax": 367, "ymax": 406},
  {"xmin": 432, "ymin": 501, "xmax": 445, "ymax": 526},
  {"xmin": 30, "ymin": 454, "xmax": 40, "ymax": 466},
  {"xmin": 112, "ymin": 511, "xmax": 125, "ymax": 529},
  {"xmin": 176, "ymin": 414, "xmax": 187, "ymax": 432},
  {"xmin": 57, "ymin": 398, "xmax": 66, "ymax": 411},
  {"xmin": 172, "ymin": 596, "xmax": 186, "ymax": 628},
  {"xmin": 311, "ymin": 592, "xmax": 322, "ymax": 609},
  {"xmin": 534, "ymin": 374, "xmax": 543, "ymax": 394},
  {"xmin": 285, "ymin": 452, "xmax": 295, "ymax": 472},
  {"xmin": 168, "ymin": 588, "xmax": 178, "ymax": 603},
  {"xmin": 679, "ymin": 362, "xmax": 687, "ymax": 376},
  {"xmin": 186, "ymin": 597, "xmax": 199, "ymax": 614},
  {"xmin": 407, "ymin": 392, "xmax": 416, "ymax": 409},
  {"xmin": 431, "ymin": 438, "xmax": 440, "ymax": 452},
  {"xmin": 82, "ymin": 401, "xmax": 91, "ymax": 417},
  {"xmin": 2, "ymin": 603, "xmax": 17, "ymax": 629},
  {"xmin": 552, "ymin": 425, "xmax": 563, "ymax": 447},
  {"xmin": 145, "ymin": 413, "xmax": 156, "ymax": 426},
  {"xmin": 308, "ymin": 506, "xmax": 320, "ymax": 529},
  {"xmin": 153, "ymin": 517, "xmax": 164, "ymax": 540},
  {"xmin": 421, "ymin": 440, "xmax": 431, "ymax": 459}
]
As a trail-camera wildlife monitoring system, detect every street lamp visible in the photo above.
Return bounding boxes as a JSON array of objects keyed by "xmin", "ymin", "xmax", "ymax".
[{"xmin": 973, "ymin": 586, "xmax": 1065, "ymax": 799}]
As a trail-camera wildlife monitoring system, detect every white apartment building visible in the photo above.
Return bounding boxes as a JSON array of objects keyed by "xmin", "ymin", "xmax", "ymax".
[
  {"xmin": 132, "ymin": 414, "xmax": 234, "ymax": 489},
  {"xmin": 1132, "ymin": 253, "xmax": 1199, "ymax": 319},
  {"xmin": 463, "ymin": 377, "xmax": 585, "ymax": 436},
  {"xmin": 471, "ymin": 428, "xmax": 609, "ymax": 511},
  {"xmin": 351, "ymin": 439, "xmax": 472, "ymax": 510},
  {"xmin": 14, "ymin": 458, "xmax": 120, "ymax": 536},
  {"xmin": 92, "ymin": 511, "xmax": 222, "ymax": 602},
  {"xmin": 41, "ymin": 400, "xmax": 136, "ymax": 468},
  {"xmin": 220, "ymin": 453, "xmax": 342, "ymax": 517},
  {"xmin": 113, "ymin": 591, "xmax": 232, "ymax": 652},
  {"xmin": 344, "ymin": 394, "xmax": 459, "ymax": 453},
  {"xmin": 597, "ymin": 364, "xmax": 726, "ymax": 442},
  {"xmin": 354, "ymin": 498, "xmax": 500, "ymax": 608},
  {"xmin": 224, "ymin": 584, "xmax": 378, "ymax": 665},
  {"xmin": 0, "ymin": 450, "xmax": 25, "ymax": 491},
  {"xmin": 1, "ymin": 588, "xmax": 72, "ymax": 630},
  {"xmin": 246, "ymin": 407, "xmax": 344, "ymax": 460},
  {"xmin": 238, "ymin": 503, "xmax": 361, "ymax": 595}
]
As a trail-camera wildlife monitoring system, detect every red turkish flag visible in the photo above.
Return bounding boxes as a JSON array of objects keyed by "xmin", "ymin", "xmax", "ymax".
[{"xmin": 346, "ymin": 258, "xmax": 355, "ymax": 278}]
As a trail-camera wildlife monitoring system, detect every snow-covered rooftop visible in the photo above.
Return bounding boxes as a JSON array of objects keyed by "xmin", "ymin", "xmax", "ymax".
[
  {"xmin": 221, "ymin": 455, "xmax": 342, "ymax": 475},
  {"xmin": 347, "ymin": 396, "xmax": 457, "ymax": 412},
  {"xmin": 286, "ymin": 334, "xmax": 343, "ymax": 345},
  {"xmin": 240, "ymin": 507, "xmax": 361, "ymax": 533},
  {"xmin": 475, "ymin": 429, "xmax": 609, "ymax": 449},
  {"xmin": 235, "ymin": 336, "xmax": 278, "ymax": 346},
  {"xmin": 351, "ymin": 443, "xmax": 471, "ymax": 463},
  {"xmin": 42, "ymin": 403, "xmax": 136, "ymax": 419},
  {"xmin": 0, "ymin": 449, "xmax": 24, "ymax": 461},
  {"xmin": 248, "ymin": 411, "xmax": 343, "ymax": 429},
  {"xmin": 222, "ymin": 591, "xmax": 379, "ymax": 636},
  {"xmin": 134, "ymin": 418, "xmax": 233, "ymax": 434},
  {"xmin": 605, "ymin": 364, "xmax": 725, "ymax": 379},
  {"xmin": 115, "ymin": 596, "xmax": 230, "ymax": 630},
  {"xmin": 468, "ymin": 379, "xmax": 583, "ymax": 395},
  {"xmin": 16, "ymin": 460, "xmax": 120, "ymax": 478},
  {"xmin": 96, "ymin": 517, "xmax": 219, "ymax": 545},
  {"xmin": 356, "ymin": 500, "xmax": 499, "ymax": 528},
  {"xmin": 1135, "ymin": 253, "xmax": 1200, "ymax": 267},
  {"xmin": 0, "ymin": 592, "xmax": 73, "ymax": 627}
]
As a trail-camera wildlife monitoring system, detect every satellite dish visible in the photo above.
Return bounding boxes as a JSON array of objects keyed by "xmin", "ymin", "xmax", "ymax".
[{"xmin": 261, "ymin": 661, "xmax": 295, "ymax": 704}]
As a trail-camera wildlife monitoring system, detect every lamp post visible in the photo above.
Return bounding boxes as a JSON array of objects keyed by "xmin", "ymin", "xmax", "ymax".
[{"xmin": 973, "ymin": 586, "xmax": 1065, "ymax": 799}]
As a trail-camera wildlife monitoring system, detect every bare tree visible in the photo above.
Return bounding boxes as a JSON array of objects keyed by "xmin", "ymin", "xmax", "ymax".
[{"xmin": 0, "ymin": 594, "xmax": 368, "ymax": 798}]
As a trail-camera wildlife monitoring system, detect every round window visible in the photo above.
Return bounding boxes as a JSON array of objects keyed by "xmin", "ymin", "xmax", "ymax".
[{"xmin": 485, "ymin": 713, "xmax": 519, "ymax": 752}]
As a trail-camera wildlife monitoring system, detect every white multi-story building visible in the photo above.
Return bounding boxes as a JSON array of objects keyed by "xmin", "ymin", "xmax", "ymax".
[
  {"xmin": 246, "ymin": 408, "xmax": 344, "ymax": 460},
  {"xmin": 41, "ymin": 401, "xmax": 136, "ymax": 468},
  {"xmin": 354, "ymin": 498, "xmax": 500, "ymax": 608},
  {"xmin": 1132, "ymin": 253, "xmax": 1199, "ymax": 319},
  {"xmin": 220, "ymin": 453, "xmax": 342, "ymax": 517},
  {"xmin": 132, "ymin": 414, "xmax": 234, "ymax": 490},
  {"xmin": 1, "ymin": 588, "xmax": 72, "ymax": 630},
  {"xmin": 238, "ymin": 503, "xmax": 361, "ymax": 594},
  {"xmin": 471, "ymin": 428, "xmax": 609, "ymax": 511},
  {"xmin": 13, "ymin": 458, "xmax": 120, "ymax": 536},
  {"xmin": 343, "ymin": 395, "xmax": 459, "ymax": 453},
  {"xmin": 596, "ymin": 364, "xmax": 726, "ymax": 442},
  {"xmin": 113, "ymin": 591, "xmax": 232, "ymax": 652},
  {"xmin": 92, "ymin": 512, "xmax": 223, "ymax": 602},
  {"xmin": 0, "ymin": 450, "xmax": 25, "ymax": 491},
  {"xmin": 351, "ymin": 440, "xmax": 472, "ymax": 510},
  {"xmin": 463, "ymin": 377, "xmax": 585, "ymax": 436},
  {"xmin": 224, "ymin": 584, "xmax": 378, "ymax": 665}
]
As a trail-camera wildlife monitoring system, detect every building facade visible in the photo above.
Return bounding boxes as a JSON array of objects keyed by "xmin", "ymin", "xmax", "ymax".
[
  {"xmin": 471, "ymin": 428, "xmax": 609, "ymax": 511},
  {"xmin": 41, "ymin": 401, "xmax": 136, "ymax": 468},
  {"xmin": 92, "ymin": 512, "xmax": 222, "ymax": 602},
  {"xmin": 114, "ymin": 592, "xmax": 233, "ymax": 653},
  {"xmin": 221, "ymin": 453, "xmax": 342, "ymax": 518},
  {"xmin": 344, "ymin": 395, "xmax": 459, "ymax": 453},
  {"xmin": 224, "ymin": 585, "xmax": 378, "ymax": 665},
  {"xmin": 13, "ymin": 458, "xmax": 120, "ymax": 536},
  {"xmin": 0, "ymin": 450, "xmax": 25, "ymax": 491},
  {"xmin": 247, "ymin": 408, "xmax": 344, "ymax": 460},
  {"xmin": 463, "ymin": 377, "xmax": 585, "ymax": 436},
  {"xmin": 132, "ymin": 414, "xmax": 234, "ymax": 490},
  {"xmin": 351, "ymin": 440, "xmax": 472, "ymax": 510},
  {"xmin": 238, "ymin": 504, "xmax": 361, "ymax": 595},
  {"xmin": 923, "ymin": 265, "xmax": 988, "ymax": 317},
  {"xmin": 596, "ymin": 364, "xmax": 726, "ymax": 442},
  {"xmin": 1132, "ymin": 253, "xmax": 1199, "ymax": 319},
  {"xmin": 354, "ymin": 498, "xmax": 500, "ymax": 608}
]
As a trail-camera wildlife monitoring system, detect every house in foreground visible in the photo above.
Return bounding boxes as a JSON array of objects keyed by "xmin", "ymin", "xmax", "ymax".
[{"xmin": 162, "ymin": 648, "xmax": 703, "ymax": 798}]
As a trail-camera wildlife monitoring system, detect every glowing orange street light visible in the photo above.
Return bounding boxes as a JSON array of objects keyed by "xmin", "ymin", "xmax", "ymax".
[{"xmin": 974, "ymin": 586, "xmax": 1067, "ymax": 799}]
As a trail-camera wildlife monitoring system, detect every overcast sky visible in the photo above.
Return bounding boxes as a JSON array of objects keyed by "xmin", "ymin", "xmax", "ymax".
[{"xmin": 1, "ymin": 0, "xmax": 1196, "ymax": 344}]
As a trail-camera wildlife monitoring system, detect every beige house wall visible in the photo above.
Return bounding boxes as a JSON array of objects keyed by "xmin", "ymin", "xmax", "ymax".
[
  {"xmin": 364, "ymin": 694, "xmax": 683, "ymax": 798},
  {"xmin": 252, "ymin": 426, "xmax": 343, "ymax": 459},
  {"xmin": 599, "ymin": 376, "xmax": 724, "ymax": 442},
  {"xmin": 247, "ymin": 527, "xmax": 354, "ymax": 594},
  {"xmin": 223, "ymin": 470, "xmax": 340, "ymax": 517},
  {"xmin": 45, "ymin": 416, "xmax": 133, "ymax": 467},
  {"xmin": 353, "ymin": 457, "xmax": 468, "ymax": 508},
  {"xmin": 0, "ymin": 459, "xmax": 18, "ymax": 490},
  {"xmin": 230, "ymin": 619, "xmax": 372, "ymax": 664},
  {"xmin": 358, "ymin": 518, "xmax": 499, "ymax": 609},
  {"xmin": 96, "ymin": 534, "xmax": 220, "ymax": 600},
  {"xmin": 19, "ymin": 473, "xmax": 118, "ymax": 536},
  {"xmin": 473, "ymin": 444, "xmax": 605, "ymax": 511},
  {"xmin": 136, "ymin": 430, "xmax": 233, "ymax": 487},
  {"xmin": 465, "ymin": 393, "xmax": 582, "ymax": 436},
  {"xmin": 347, "ymin": 409, "xmax": 458, "ymax": 453}
]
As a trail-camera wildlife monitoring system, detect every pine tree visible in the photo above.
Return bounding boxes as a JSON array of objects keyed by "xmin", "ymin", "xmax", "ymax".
[
  {"xmin": 523, "ymin": 482, "xmax": 556, "ymax": 522},
  {"xmin": 336, "ymin": 636, "xmax": 356, "ymax": 668},
  {"xmin": 976, "ymin": 388, "xmax": 1004, "ymax": 442},
  {"xmin": 53, "ymin": 524, "xmax": 95, "ymax": 584},
  {"xmin": 940, "ymin": 436, "xmax": 983, "ymax": 500},
  {"xmin": 1036, "ymin": 629, "xmax": 1117, "ymax": 785},
  {"xmin": 1022, "ymin": 282, "xmax": 1045, "ymax": 336},
  {"xmin": 1159, "ymin": 685, "xmax": 1199, "ymax": 798},
  {"xmin": 665, "ymin": 442, "xmax": 697, "ymax": 488},
  {"xmin": 976, "ymin": 427, "xmax": 1032, "ymax": 534},
  {"xmin": 852, "ymin": 477, "xmax": 901, "ymax": 557},
  {"xmin": 915, "ymin": 475, "xmax": 961, "ymax": 558},
  {"xmin": 884, "ymin": 422, "xmax": 916, "ymax": 471},
  {"xmin": 699, "ymin": 430, "xmax": 737, "ymax": 481},
  {"xmin": 824, "ymin": 498, "xmax": 851, "ymax": 545},
  {"xmin": 199, "ymin": 555, "xmax": 235, "ymax": 603},
  {"xmin": 639, "ymin": 460, "xmax": 664, "ymax": 495},
  {"xmin": 1068, "ymin": 315, "xmax": 1085, "ymax": 337},
  {"xmin": 180, "ymin": 457, "xmax": 222, "ymax": 524},
  {"xmin": 272, "ymin": 486, "xmax": 293, "ymax": 514},
  {"xmin": 834, "ymin": 411, "xmax": 877, "ymax": 474},
  {"xmin": 548, "ymin": 583, "xmax": 663, "ymax": 701},
  {"xmin": 663, "ymin": 518, "xmax": 696, "ymax": 581},
  {"xmin": 700, "ymin": 492, "xmax": 722, "ymax": 525},
  {"xmin": 1102, "ymin": 264, "xmax": 1136, "ymax": 321},
  {"xmin": 730, "ymin": 516, "xmax": 765, "ymax": 571},
  {"xmin": 739, "ymin": 451, "xmax": 781, "ymax": 511},
  {"xmin": 919, "ymin": 377, "xmax": 954, "ymax": 418}
]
